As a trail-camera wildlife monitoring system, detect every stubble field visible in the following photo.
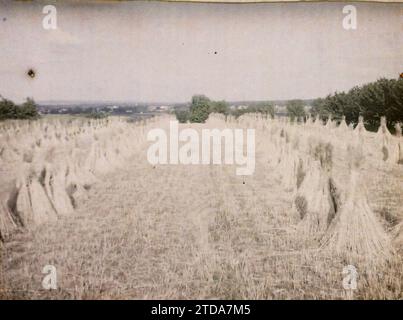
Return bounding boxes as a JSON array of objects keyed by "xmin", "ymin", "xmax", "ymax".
[{"xmin": 0, "ymin": 114, "xmax": 402, "ymax": 299}]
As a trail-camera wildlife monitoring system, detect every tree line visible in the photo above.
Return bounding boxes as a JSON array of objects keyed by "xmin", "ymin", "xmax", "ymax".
[
  {"xmin": 174, "ymin": 95, "xmax": 275, "ymax": 123},
  {"xmin": 0, "ymin": 96, "xmax": 39, "ymax": 120},
  {"xmin": 177, "ymin": 77, "xmax": 402, "ymax": 132},
  {"xmin": 310, "ymin": 77, "xmax": 403, "ymax": 131}
]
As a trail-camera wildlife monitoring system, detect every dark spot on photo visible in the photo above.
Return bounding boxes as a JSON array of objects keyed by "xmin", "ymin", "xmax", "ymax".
[{"xmin": 27, "ymin": 69, "xmax": 36, "ymax": 78}]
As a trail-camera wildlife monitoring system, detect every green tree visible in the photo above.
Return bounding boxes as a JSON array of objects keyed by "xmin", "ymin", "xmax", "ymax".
[
  {"xmin": 175, "ymin": 110, "xmax": 190, "ymax": 123},
  {"xmin": 358, "ymin": 78, "xmax": 402, "ymax": 129},
  {"xmin": 18, "ymin": 97, "xmax": 39, "ymax": 119},
  {"xmin": 86, "ymin": 111, "xmax": 108, "ymax": 119},
  {"xmin": 344, "ymin": 86, "xmax": 362, "ymax": 124},
  {"xmin": 286, "ymin": 99, "xmax": 306, "ymax": 121},
  {"xmin": 210, "ymin": 100, "xmax": 229, "ymax": 115},
  {"xmin": 311, "ymin": 97, "xmax": 326, "ymax": 119},
  {"xmin": 0, "ymin": 96, "xmax": 18, "ymax": 120},
  {"xmin": 308, "ymin": 77, "xmax": 403, "ymax": 131},
  {"xmin": 254, "ymin": 102, "xmax": 275, "ymax": 118},
  {"xmin": 189, "ymin": 95, "xmax": 212, "ymax": 123},
  {"xmin": 388, "ymin": 78, "xmax": 403, "ymax": 125}
]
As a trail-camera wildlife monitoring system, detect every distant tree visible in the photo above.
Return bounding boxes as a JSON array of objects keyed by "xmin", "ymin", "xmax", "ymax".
[
  {"xmin": 254, "ymin": 102, "xmax": 275, "ymax": 118},
  {"xmin": 175, "ymin": 110, "xmax": 190, "ymax": 123},
  {"xmin": 210, "ymin": 100, "xmax": 229, "ymax": 115},
  {"xmin": 311, "ymin": 78, "xmax": 403, "ymax": 131},
  {"xmin": 0, "ymin": 96, "xmax": 18, "ymax": 120},
  {"xmin": 70, "ymin": 106, "xmax": 84, "ymax": 114},
  {"xmin": 311, "ymin": 97, "xmax": 327, "ymax": 119},
  {"xmin": 231, "ymin": 102, "xmax": 274, "ymax": 119},
  {"xmin": 231, "ymin": 108, "xmax": 244, "ymax": 119},
  {"xmin": 18, "ymin": 97, "xmax": 39, "ymax": 119},
  {"xmin": 344, "ymin": 86, "xmax": 362, "ymax": 123},
  {"xmin": 388, "ymin": 78, "xmax": 403, "ymax": 124},
  {"xmin": 189, "ymin": 95, "xmax": 212, "ymax": 123},
  {"xmin": 0, "ymin": 96, "xmax": 39, "ymax": 120},
  {"xmin": 358, "ymin": 78, "xmax": 403, "ymax": 130},
  {"xmin": 86, "ymin": 111, "xmax": 108, "ymax": 119},
  {"xmin": 286, "ymin": 99, "xmax": 305, "ymax": 121}
]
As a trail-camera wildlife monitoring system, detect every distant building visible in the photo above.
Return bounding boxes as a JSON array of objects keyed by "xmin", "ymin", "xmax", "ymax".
[
  {"xmin": 148, "ymin": 106, "xmax": 157, "ymax": 111},
  {"xmin": 149, "ymin": 105, "xmax": 170, "ymax": 112},
  {"xmin": 229, "ymin": 105, "xmax": 248, "ymax": 110}
]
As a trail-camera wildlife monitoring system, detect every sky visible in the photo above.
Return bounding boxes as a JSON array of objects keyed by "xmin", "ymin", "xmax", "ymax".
[{"xmin": 0, "ymin": 1, "xmax": 402, "ymax": 103}]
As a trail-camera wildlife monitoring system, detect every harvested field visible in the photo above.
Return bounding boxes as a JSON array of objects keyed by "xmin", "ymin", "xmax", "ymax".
[{"xmin": 1, "ymin": 115, "xmax": 402, "ymax": 299}]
